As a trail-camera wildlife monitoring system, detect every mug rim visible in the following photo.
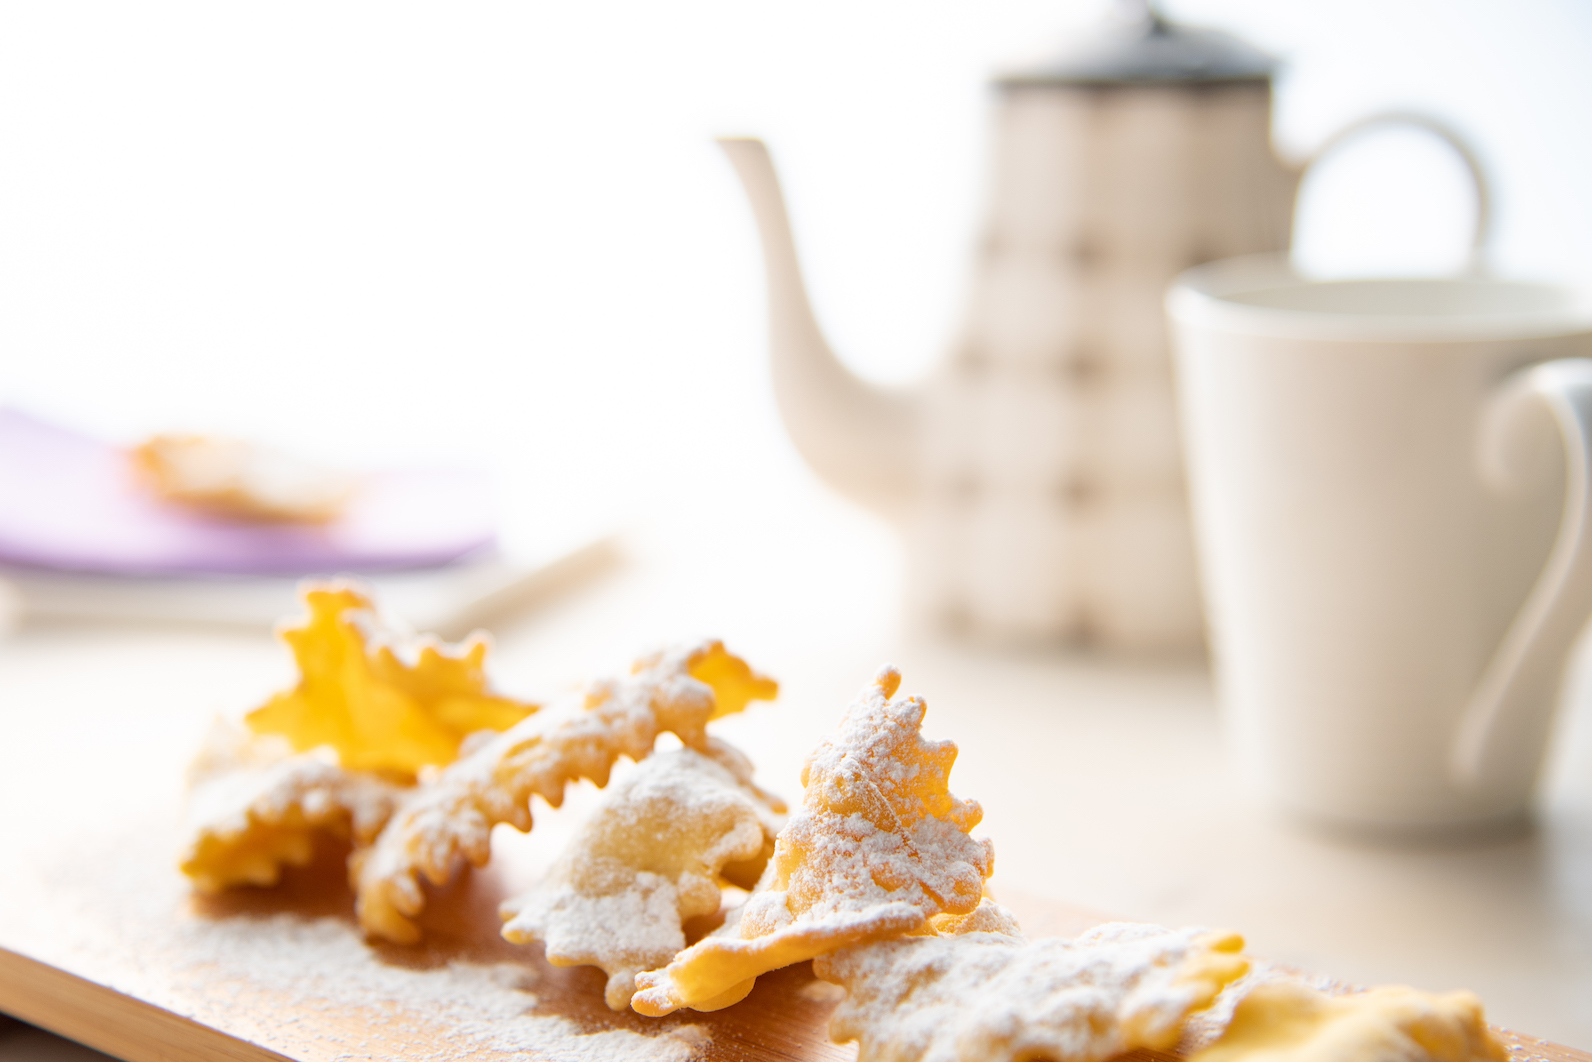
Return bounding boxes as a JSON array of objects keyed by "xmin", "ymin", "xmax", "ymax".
[{"xmin": 1166, "ymin": 253, "xmax": 1592, "ymax": 342}]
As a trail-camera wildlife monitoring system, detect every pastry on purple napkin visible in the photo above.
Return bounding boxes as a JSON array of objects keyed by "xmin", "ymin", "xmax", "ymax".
[{"xmin": 0, "ymin": 408, "xmax": 495, "ymax": 576}]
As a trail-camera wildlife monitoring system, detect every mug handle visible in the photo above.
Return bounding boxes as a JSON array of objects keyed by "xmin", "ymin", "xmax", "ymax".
[
  {"xmin": 1452, "ymin": 359, "xmax": 1592, "ymax": 790},
  {"xmin": 1295, "ymin": 112, "xmax": 1493, "ymax": 273}
]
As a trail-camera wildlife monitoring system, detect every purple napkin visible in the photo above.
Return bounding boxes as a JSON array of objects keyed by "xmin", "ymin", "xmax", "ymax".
[{"xmin": 0, "ymin": 409, "xmax": 496, "ymax": 575}]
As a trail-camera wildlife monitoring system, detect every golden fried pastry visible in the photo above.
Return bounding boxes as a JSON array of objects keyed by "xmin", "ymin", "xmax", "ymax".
[
  {"xmin": 500, "ymin": 739, "xmax": 785, "ymax": 1010},
  {"xmin": 925, "ymin": 896, "xmax": 1024, "ymax": 937},
  {"xmin": 131, "ymin": 433, "xmax": 356, "ymax": 523},
  {"xmin": 815, "ymin": 907, "xmax": 1248, "ymax": 1062},
  {"xmin": 180, "ymin": 719, "xmax": 407, "ymax": 893},
  {"xmin": 246, "ymin": 582, "xmax": 537, "ymax": 777},
  {"xmin": 631, "ymin": 665, "xmax": 993, "ymax": 1016},
  {"xmin": 351, "ymin": 641, "xmax": 777, "ymax": 944},
  {"xmin": 1191, "ymin": 983, "xmax": 1508, "ymax": 1062}
]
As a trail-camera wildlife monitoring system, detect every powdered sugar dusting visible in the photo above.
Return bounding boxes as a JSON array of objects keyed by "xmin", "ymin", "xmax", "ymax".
[
  {"xmin": 815, "ymin": 918, "xmax": 1248, "ymax": 1062},
  {"xmin": 351, "ymin": 641, "xmax": 764, "ymax": 944},
  {"xmin": 165, "ymin": 914, "xmax": 710, "ymax": 1062},
  {"xmin": 180, "ymin": 719, "xmax": 407, "ymax": 893},
  {"xmin": 46, "ymin": 826, "xmax": 714, "ymax": 1062},
  {"xmin": 632, "ymin": 666, "xmax": 994, "ymax": 1016},
  {"xmin": 500, "ymin": 740, "xmax": 784, "ymax": 1010},
  {"xmin": 734, "ymin": 664, "xmax": 993, "ymax": 938}
]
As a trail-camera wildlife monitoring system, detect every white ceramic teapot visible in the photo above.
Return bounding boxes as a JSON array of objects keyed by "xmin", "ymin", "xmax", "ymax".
[{"xmin": 720, "ymin": 1, "xmax": 1486, "ymax": 651}]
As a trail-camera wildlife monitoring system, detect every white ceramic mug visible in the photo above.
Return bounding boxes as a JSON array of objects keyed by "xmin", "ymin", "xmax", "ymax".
[{"xmin": 1167, "ymin": 255, "xmax": 1592, "ymax": 832}]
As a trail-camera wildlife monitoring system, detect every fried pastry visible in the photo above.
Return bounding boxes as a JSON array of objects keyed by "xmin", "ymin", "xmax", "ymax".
[
  {"xmin": 631, "ymin": 665, "xmax": 993, "ymax": 1016},
  {"xmin": 131, "ymin": 433, "xmax": 356, "ymax": 524},
  {"xmin": 815, "ymin": 905, "xmax": 1248, "ymax": 1062},
  {"xmin": 1190, "ymin": 983, "xmax": 1508, "ymax": 1062},
  {"xmin": 180, "ymin": 719, "xmax": 407, "ymax": 893},
  {"xmin": 500, "ymin": 739, "xmax": 785, "ymax": 1010},
  {"xmin": 351, "ymin": 641, "xmax": 777, "ymax": 944},
  {"xmin": 246, "ymin": 582, "xmax": 537, "ymax": 777}
]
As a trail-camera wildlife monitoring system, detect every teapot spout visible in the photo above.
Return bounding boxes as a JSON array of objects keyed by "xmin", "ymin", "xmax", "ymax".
[{"xmin": 716, "ymin": 138, "xmax": 917, "ymax": 520}]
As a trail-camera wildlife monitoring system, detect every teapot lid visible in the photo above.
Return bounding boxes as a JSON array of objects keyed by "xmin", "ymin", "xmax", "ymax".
[{"xmin": 999, "ymin": 0, "xmax": 1276, "ymax": 87}]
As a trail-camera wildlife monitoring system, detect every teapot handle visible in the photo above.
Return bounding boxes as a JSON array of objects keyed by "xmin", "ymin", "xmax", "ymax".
[
  {"xmin": 1294, "ymin": 112, "xmax": 1493, "ymax": 272},
  {"xmin": 1452, "ymin": 359, "xmax": 1592, "ymax": 791}
]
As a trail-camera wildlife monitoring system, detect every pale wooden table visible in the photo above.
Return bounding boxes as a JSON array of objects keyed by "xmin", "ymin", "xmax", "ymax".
[{"xmin": 1, "ymin": 465, "xmax": 1589, "ymax": 1055}]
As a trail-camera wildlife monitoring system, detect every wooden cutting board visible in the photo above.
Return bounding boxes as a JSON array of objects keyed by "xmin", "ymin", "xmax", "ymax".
[{"xmin": 0, "ymin": 715, "xmax": 1585, "ymax": 1062}]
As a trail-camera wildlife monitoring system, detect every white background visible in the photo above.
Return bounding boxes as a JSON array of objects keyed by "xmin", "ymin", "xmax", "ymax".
[{"xmin": 0, "ymin": 0, "xmax": 1587, "ymax": 543}]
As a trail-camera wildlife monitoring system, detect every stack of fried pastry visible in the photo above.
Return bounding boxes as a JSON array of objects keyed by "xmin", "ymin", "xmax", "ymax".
[{"xmin": 181, "ymin": 583, "xmax": 1511, "ymax": 1062}]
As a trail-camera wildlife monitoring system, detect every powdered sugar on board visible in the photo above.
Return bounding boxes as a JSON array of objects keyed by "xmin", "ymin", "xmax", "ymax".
[
  {"xmin": 8, "ymin": 807, "xmax": 854, "ymax": 1062},
  {"xmin": 6, "ymin": 813, "xmax": 1582, "ymax": 1062},
  {"xmin": 166, "ymin": 917, "xmax": 711, "ymax": 1062},
  {"xmin": 23, "ymin": 822, "xmax": 710, "ymax": 1062}
]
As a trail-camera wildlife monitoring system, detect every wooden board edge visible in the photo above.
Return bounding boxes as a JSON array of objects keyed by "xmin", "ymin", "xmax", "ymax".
[
  {"xmin": 0, "ymin": 946, "xmax": 296, "ymax": 1062},
  {"xmin": 2, "ymin": 942, "xmax": 1587, "ymax": 1062},
  {"xmin": 1494, "ymin": 1028, "xmax": 1592, "ymax": 1062}
]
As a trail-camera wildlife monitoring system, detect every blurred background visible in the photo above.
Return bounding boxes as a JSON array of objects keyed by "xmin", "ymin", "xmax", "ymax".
[{"xmin": 0, "ymin": 0, "xmax": 1588, "ymax": 529}]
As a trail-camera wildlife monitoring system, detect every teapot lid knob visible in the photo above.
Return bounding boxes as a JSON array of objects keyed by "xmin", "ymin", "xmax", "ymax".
[
  {"xmin": 1114, "ymin": 0, "xmax": 1169, "ymax": 34},
  {"xmin": 999, "ymin": 0, "xmax": 1276, "ymax": 87}
]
